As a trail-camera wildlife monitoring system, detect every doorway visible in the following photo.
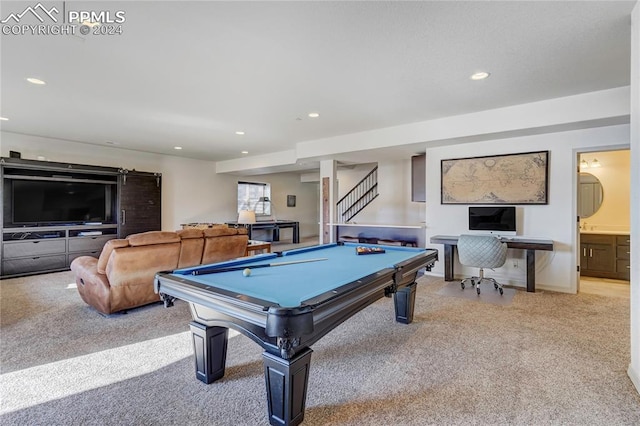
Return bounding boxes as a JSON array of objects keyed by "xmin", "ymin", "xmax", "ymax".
[{"xmin": 577, "ymin": 149, "xmax": 631, "ymax": 295}]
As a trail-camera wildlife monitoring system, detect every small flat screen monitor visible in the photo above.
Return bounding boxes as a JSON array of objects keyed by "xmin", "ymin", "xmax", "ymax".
[{"xmin": 468, "ymin": 206, "xmax": 516, "ymax": 236}]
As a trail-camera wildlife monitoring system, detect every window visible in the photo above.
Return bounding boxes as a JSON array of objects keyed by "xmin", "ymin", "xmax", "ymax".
[{"xmin": 237, "ymin": 181, "xmax": 271, "ymax": 215}]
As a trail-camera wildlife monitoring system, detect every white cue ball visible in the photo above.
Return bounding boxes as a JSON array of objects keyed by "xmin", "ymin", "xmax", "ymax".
[{"xmin": 242, "ymin": 268, "xmax": 251, "ymax": 277}]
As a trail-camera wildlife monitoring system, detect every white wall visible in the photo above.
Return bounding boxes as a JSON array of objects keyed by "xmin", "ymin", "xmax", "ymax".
[
  {"xmin": 241, "ymin": 172, "xmax": 319, "ymax": 240},
  {"xmin": 336, "ymin": 159, "xmax": 425, "ymax": 226},
  {"xmin": 425, "ymin": 124, "xmax": 630, "ymax": 293},
  {"xmin": 0, "ymin": 132, "xmax": 318, "ymax": 237}
]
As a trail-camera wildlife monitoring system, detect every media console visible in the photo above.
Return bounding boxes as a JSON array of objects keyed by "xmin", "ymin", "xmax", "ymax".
[{"xmin": 2, "ymin": 224, "xmax": 118, "ymax": 276}]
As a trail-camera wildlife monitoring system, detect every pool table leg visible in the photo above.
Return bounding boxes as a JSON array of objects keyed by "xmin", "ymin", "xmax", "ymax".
[
  {"xmin": 189, "ymin": 322, "xmax": 228, "ymax": 384},
  {"xmin": 263, "ymin": 348, "xmax": 313, "ymax": 426},
  {"xmin": 393, "ymin": 283, "xmax": 417, "ymax": 324}
]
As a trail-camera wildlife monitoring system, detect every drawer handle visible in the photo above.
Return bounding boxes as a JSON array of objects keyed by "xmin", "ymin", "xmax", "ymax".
[
  {"xmin": 627, "ymin": 266, "xmax": 631, "ymax": 269},
  {"xmin": 583, "ymin": 248, "xmax": 586, "ymax": 257},
  {"xmin": 589, "ymin": 248, "xmax": 593, "ymax": 257},
  {"xmin": 32, "ymin": 256, "xmax": 40, "ymax": 260},
  {"xmin": 32, "ymin": 241, "xmax": 40, "ymax": 244}
]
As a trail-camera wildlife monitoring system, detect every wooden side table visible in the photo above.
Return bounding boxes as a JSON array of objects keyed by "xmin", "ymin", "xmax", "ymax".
[{"xmin": 246, "ymin": 240, "xmax": 271, "ymax": 256}]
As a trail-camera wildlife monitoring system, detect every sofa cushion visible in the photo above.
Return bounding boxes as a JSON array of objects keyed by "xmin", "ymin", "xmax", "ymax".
[
  {"xmin": 127, "ymin": 231, "xmax": 180, "ymax": 246},
  {"xmin": 105, "ymin": 241, "xmax": 181, "ymax": 312},
  {"xmin": 177, "ymin": 228, "xmax": 204, "ymax": 239},
  {"xmin": 177, "ymin": 229, "xmax": 205, "ymax": 268},
  {"xmin": 203, "ymin": 227, "xmax": 248, "ymax": 237},
  {"xmin": 202, "ymin": 234, "xmax": 249, "ymax": 264},
  {"xmin": 97, "ymin": 239, "xmax": 129, "ymax": 274}
]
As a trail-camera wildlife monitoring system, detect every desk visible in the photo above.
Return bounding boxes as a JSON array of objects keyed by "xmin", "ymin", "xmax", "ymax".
[
  {"xmin": 227, "ymin": 220, "xmax": 300, "ymax": 243},
  {"xmin": 246, "ymin": 240, "xmax": 271, "ymax": 256},
  {"xmin": 155, "ymin": 242, "xmax": 438, "ymax": 426},
  {"xmin": 429, "ymin": 235, "xmax": 553, "ymax": 292}
]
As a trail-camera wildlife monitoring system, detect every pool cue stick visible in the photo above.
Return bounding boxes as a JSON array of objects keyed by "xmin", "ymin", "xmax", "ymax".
[{"xmin": 193, "ymin": 257, "xmax": 328, "ymax": 275}]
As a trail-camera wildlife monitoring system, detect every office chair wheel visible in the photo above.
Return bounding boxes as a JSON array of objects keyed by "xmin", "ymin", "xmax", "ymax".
[
  {"xmin": 476, "ymin": 286, "xmax": 481, "ymax": 295},
  {"xmin": 461, "ymin": 282, "xmax": 465, "ymax": 289},
  {"xmin": 499, "ymin": 288, "xmax": 504, "ymax": 295},
  {"xmin": 494, "ymin": 282, "xmax": 498, "ymax": 289}
]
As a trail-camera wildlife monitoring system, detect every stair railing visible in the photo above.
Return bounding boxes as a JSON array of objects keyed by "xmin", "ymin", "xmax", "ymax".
[{"xmin": 336, "ymin": 166, "xmax": 379, "ymax": 223}]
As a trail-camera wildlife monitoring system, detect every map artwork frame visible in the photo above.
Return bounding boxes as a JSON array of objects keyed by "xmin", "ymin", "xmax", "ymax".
[{"xmin": 441, "ymin": 151, "xmax": 549, "ymax": 204}]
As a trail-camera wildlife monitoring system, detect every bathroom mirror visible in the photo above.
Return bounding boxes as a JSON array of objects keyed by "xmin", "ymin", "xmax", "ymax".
[{"xmin": 579, "ymin": 172, "xmax": 603, "ymax": 218}]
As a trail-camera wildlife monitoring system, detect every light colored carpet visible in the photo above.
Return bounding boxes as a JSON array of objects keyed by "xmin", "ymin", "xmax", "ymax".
[
  {"xmin": 437, "ymin": 280, "xmax": 516, "ymax": 305},
  {"xmin": 1, "ymin": 271, "xmax": 639, "ymax": 425}
]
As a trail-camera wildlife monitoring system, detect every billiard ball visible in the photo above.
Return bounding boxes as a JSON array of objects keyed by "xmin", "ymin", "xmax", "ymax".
[{"xmin": 242, "ymin": 268, "xmax": 251, "ymax": 277}]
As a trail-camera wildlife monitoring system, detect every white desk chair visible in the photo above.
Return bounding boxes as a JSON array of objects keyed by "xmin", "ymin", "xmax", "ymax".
[{"xmin": 457, "ymin": 234, "xmax": 508, "ymax": 295}]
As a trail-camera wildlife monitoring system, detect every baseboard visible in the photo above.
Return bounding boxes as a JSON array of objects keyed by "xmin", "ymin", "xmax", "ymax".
[{"xmin": 628, "ymin": 364, "xmax": 640, "ymax": 396}]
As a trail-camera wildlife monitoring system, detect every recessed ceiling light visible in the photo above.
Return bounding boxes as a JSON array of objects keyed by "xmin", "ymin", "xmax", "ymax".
[
  {"xmin": 235, "ymin": 131, "xmax": 245, "ymax": 135},
  {"xmin": 26, "ymin": 77, "xmax": 46, "ymax": 85},
  {"xmin": 241, "ymin": 151, "xmax": 249, "ymax": 154},
  {"xmin": 0, "ymin": 117, "xmax": 8, "ymax": 121},
  {"xmin": 308, "ymin": 112, "xmax": 320, "ymax": 118},
  {"xmin": 470, "ymin": 71, "xmax": 490, "ymax": 81},
  {"xmin": 174, "ymin": 146, "xmax": 182, "ymax": 150}
]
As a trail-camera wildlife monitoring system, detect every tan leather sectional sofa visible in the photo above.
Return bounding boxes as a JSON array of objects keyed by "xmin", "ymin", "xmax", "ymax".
[{"xmin": 70, "ymin": 227, "xmax": 249, "ymax": 315}]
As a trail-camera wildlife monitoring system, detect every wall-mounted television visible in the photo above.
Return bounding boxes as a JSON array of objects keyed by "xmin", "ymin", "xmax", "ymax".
[
  {"xmin": 468, "ymin": 206, "xmax": 516, "ymax": 236},
  {"xmin": 8, "ymin": 178, "xmax": 115, "ymax": 226}
]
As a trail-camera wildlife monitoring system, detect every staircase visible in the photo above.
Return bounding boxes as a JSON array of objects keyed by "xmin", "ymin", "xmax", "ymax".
[{"xmin": 336, "ymin": 166, "xmax": 378, "ymax": 222}]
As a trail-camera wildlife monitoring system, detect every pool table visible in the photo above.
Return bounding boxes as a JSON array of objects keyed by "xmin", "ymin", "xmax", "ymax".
[{"xmin": 154, "ymin": 242, "xmax": 438, "ymax": 426}]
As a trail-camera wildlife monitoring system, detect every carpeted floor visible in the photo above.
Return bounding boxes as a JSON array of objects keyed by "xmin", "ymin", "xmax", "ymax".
[
  {"xmin": 436, "ymin": 280, "xmax": 516, "ymax": 305},
  {"xmin": 1, "ymin": 271, "xmax": 639, "ymax": 425}
]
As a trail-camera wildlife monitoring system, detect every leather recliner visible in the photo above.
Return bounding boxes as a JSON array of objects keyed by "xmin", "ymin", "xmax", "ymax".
[{"xmin": 70, "ymin": 227, "xmax": 249, "ymax": 315}]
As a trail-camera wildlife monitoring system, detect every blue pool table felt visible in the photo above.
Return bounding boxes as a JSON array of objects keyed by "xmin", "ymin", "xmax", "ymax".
[{"xmin": 173, "ymin": 243, "xmax": 423, "ymax": 307}]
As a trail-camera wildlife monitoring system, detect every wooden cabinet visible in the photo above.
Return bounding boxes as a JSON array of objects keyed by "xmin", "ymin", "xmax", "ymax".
[
  {"xmin": 615, "ymin": 235, "xmax": 631, "ymax": 280},
  {"xmin": 580, "ymin": 233, "xmax": 631, "ymax": 280},
  {"xmin": 118, "ymin": 171, "xmax": 162, "ymax": 238}
]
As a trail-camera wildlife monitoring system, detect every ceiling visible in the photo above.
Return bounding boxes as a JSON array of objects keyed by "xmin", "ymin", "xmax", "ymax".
[{"xmin": 0, "ymin": 1, "xmax": 635, "ymax": 170}]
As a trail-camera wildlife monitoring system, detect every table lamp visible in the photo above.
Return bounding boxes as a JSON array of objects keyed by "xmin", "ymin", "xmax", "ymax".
[{"xmin": 237, "ymin": 210, "xmax": 256, "ymax": 224}]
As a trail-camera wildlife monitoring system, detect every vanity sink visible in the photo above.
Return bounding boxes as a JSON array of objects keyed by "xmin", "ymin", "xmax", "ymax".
[{"xmin": 580, "ymin": 227, "xmax": 630, "ymax": 235}]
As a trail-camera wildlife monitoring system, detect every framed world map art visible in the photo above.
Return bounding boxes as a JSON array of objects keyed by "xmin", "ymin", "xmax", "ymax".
[{"xmin": 441, "ymin": 151, "xmax": 549, "ymax": 204}]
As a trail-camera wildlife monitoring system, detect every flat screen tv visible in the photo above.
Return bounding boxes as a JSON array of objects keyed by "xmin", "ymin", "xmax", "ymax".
[
  {"xmin": 468, "ymin": 206, "xmax": 516, "ymax": 236},
  {"xmin": 11, "ymin": 179, "xmax": 114, "ymax": 225}
]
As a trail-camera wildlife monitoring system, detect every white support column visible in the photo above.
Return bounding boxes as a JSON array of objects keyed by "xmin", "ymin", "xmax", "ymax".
[
  {"xmin": 628, "ymin": 0, "xmax": 640, "ymax": 396},
  {"xmin": 319, "ymin": 160, "xmax": 337, "ymax": 244}
]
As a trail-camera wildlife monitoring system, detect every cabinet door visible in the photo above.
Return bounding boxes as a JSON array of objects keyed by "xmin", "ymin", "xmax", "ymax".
[
  {"xmin": 580, "ymin": 243, "xmax": 589, "ymax": 270},
  {"xmin": 585, "ymin": 243, "xmax": 614, "ymax": 272},
  {"xmin": 118, "ymin": 173, "xmax": 161, "ymax": 238}
]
